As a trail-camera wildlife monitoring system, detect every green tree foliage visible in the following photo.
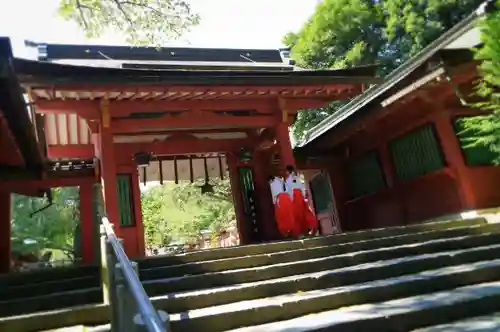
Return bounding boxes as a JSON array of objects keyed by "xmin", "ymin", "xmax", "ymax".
[
  {"xmin": 459, "ymin": 3, "xmax": 500, "ymax": 163},
  {"xmin": 141, "ymin": 175, "xmax": 235, "ymax": 248},
  {"xmin": 11, "ymin": 187, "xmax": 80, "ymax": 258},
  {"xmin": 383, "ymin": 0, "xmax": 484, "ymax": 57},
  {"xmin": 57, "ymin": 0, "xmax": 200, "ymax": 45},
  {"xmin": 172, "ymin": 175, "xmax": 234, "ymax": 235},
  {"xmin": 285, "ymin": 0, "xmax": 485, "ymax": 140}
]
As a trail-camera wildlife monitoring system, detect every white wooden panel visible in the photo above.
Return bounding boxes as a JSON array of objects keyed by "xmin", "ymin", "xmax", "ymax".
[
  {"xmin": 79, "ymin": 117, "xmax": 90, "ymax": 144},
  {"xmin": 147, "ymin": 161, "xmax": 160, "ymax": 183},
  {"xmin": 138, "ymin": 156, "xmax": 227, "ymax": 184},
  {"xmin": 161, "ymin": 160, "xmax": 175, "ymax": 182},
  {"xmin": 192, "ymin": 158, "xmax": 205, "ymax": 180},
  {"xmin": 113, "ymin": 134, "xmax": 169, "ymax": 143},
  {"xmin": 58, "ymin": 114, "xmax": 69, "ymax": 145},
  {"xmin": 45, "ymin": 114, "xmax": 58, "ymax": 145},
  {"xmin": 206, "ymin": 157, "xmax": 220, "ymax": 178},
  {"xmin": 175, "ymin": 159, "xmax": 191, "ymax": 181},
  {"xmin": 68, "ymin": 114, "xmax": 79, "ymax": 144},
  {"xmin": 193, "ymin": 132, "xmax": 246, "ymax": 140},
  {"xmin": 221, "ymin": 157, "xmax": 228, "ymax": 175}
]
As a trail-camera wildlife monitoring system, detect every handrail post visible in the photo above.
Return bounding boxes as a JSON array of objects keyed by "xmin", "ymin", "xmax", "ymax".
[
  {"xmin": 100, "ymin": 225, "xmax": 111, "ymax": 304},
  {"xmin": 133, "ymin": 310, "xmax": 170, "ymax": 332},
  {"xmin": 115, "ymin": 261, "xmax": 140, "ymax": 331},
  {"xmin": 101, "ymin": 217, "xmax": 168, "ymax": 332},
  {"xmin": 100, "ymin": 224, "xmax": 123, "ymax": 332}
]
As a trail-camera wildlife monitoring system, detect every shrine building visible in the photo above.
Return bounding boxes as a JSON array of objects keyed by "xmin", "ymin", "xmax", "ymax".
[
  {"xmin": 0, "ymin": 38, "xmax": 377, "ymax": 272},
  {"xmin": 296, "ymin": 19, "xmax": 500, "ymax": 233}
]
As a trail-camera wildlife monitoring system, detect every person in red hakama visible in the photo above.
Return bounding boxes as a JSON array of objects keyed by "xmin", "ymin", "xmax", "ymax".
[
  {"xmin": 269, "ymin": 175, "xmax": 298, "ymax": 238},
  {"xmin": 285, "ymin": 165, "xmax": 319, "ymax": 236}
]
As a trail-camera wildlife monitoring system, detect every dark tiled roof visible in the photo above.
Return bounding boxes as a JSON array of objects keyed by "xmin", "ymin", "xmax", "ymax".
[
  {"xmin": 32, "ymin": 42, "xmax": 285, "ymax": 63},
  {"xmin": 12, "ymin": 57, "xmax": 377, "ymax": 86}
]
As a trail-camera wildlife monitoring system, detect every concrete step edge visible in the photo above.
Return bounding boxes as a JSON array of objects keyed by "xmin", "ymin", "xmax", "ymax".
[
  {"xmin": 5, "ymin": 242, "xmax": 500, "ymax": 319},
  {"xmin": 224, "ymin": 280, "xmax": 500, "ymax": 332},
  {"xmin": 0, "ymin": 304, "xmax": 108, "ymax": 332},
  {"xmin": 168, "ymin": 258, "xmax": 500, "ymax": 331},
  {"xmin": 150, "ymin": 243, "xmax": 500, "ymax": 313},
  {"xmin": 142, "ymin": 231, "xmax": 500, "ymax": 288},
  {"xmin": 0, "ymin": 265, "xmax": 99, "ymax": 288},
  {"xmin": 412, "ymin": 312, "xmax": 500, "ymax": 331},
  {"xmin": 137, "ymin": 218, "xmax": 486, "ymax": 267},
  {"xmin": 4, "ymin": 242, "xmax": 500, "ymax": 317},
  {"xmin": 140, "ymin": 223, "xmax": 500, "ymax": 277}
]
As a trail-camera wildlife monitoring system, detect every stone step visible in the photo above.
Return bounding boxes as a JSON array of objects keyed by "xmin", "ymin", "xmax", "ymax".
[
  {"xmin": 153, "ymin": 243, "xmax": 500, "ymax": 314},
  {"xmin": 0, "ymin": 264, "xmax": 99, "ymax": 288},
  {"xmin": 142, "ymin": 231, "xmax": 500, "ymax": 294},
  {"xmin": 168, "ymin": 258, "xmax": 500, "ymax": 331},
  {"xmin": 0, "ymin": 218, "xmax": 492, "ymax": 331},
  {"xmin": 0, "ymin": 218, "xmax": 487, "ymax": 292},
  {"xmin": 0, "ymin": 275, "xmax": 100, "ymax": 301},
  {"xmin": 0, "ymin": 287, "xmax": 102, "ymax": 317},
  {"xmin": 4, "ymin": 238, "xmax": 500, "ymax": 320},
  {"xmin": 139, "ymin": 222, "xmax": 500, "ymax": 280},
  {"xmin": 225, "ymin": 280, "xmax": 500, "ymax": 332},
  {"xmin": 3, "ymin": 221, "xmax": 492, "ymax": 303},
  {"xmin": 413, "ymin": 312, "xmax": 500, "ymax": 331},
  {"xmin": 4, "ymin": 240, "xmax": 500, "ymax": 320},
  {"xmin": 137, "ymin": 218, "xmax": 486, "ymax": 269},
  {"xmin": 5, "ymin": 248, "xmax": 500, "ymax": 332},
  {"xmin": 0, "ymin": 304, "xmax": 109, "ymax": 332}
]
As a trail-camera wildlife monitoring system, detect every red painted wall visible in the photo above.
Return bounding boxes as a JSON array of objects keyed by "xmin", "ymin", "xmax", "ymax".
[
  {"xmin": 468, "ymin": 167, "xmax": 500, "ymax": 209},
  {"xmin": 324, "ymin": 104, "xmax": 500, "ymax": 231}
]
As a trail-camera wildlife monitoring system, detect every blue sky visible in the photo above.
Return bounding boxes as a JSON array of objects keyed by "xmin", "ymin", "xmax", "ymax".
[{"xmin": 0, "ymin": 0, "xmax": 319, "ymax": 57}]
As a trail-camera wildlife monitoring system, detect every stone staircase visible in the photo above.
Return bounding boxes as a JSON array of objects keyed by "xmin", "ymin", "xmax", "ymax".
[{"xmin": 3, "ymin": 217, "xmax": 500, "ymax": 331}]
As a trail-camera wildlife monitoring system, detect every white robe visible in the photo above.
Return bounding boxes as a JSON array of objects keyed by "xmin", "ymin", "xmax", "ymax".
[
  {"xmin": 285, "ymin": 174, "xmax": 306, "ymax": 199},
  {"xmin": 269, "ymin": 178, "xmax": 285, "ymax": 204}
]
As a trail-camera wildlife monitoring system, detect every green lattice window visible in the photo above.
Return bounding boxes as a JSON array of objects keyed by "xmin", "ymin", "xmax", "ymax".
[
  {"xmin": 453, "ymin": 116, "xmax": 496, "ymax": 166},
  {"xmin": 348, "ymin": 151, "xmax": 386, "ymax": 198},
  {"xmin": 310, "ymin": 172, "xmax": 333, "ymax": 213},
  {"xmin": 390, "ymin": 124, "xmax": 445, "ymax": 181},
  {"xmin": 116, "ymin": 174, "xmax": 135, "ymax": 227},
  {"xmin": 238, "ymin": 167, "xmax": 255, "ymax": 215}
]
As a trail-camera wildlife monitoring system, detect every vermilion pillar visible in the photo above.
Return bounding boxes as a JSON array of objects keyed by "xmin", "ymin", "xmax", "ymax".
[
  {"xmin": 434, "ymin": 111, "xmax": 476, "ymax": 209},
  {"xmin": 227, "ymin": 153, "xmax": 249, "ymax": 244},
  {"xmin": 79, "ymin": 182, "xmax": 94, "ymax": 263},
  {"xmin": 0, "ymin": 191, "xmax": 11, "ymax": 273},
  {"xmin": 252, "ymin": 151, "xmax": 279, "ymax": 241},
  {"xmin": 97, "ymin": 100, "xmax": 121, "ymax": 233},
  {"xmin": 276, "ymin": 121, "xmax": 295, "ymax": 172}
]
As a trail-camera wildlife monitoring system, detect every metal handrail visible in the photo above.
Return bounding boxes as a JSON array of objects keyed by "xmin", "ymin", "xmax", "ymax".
[{"xmin": 101, "ymin": 217, "xmax": 166, "ymax": 332}]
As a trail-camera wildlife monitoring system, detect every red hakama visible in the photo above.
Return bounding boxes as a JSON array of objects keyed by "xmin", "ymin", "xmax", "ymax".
[
  {"xmin": 292, "ymin": 189, "xmax": 318, "ymax": 234},
  {"xmin": 274, "ymin": 192, "xmax": 298, "ymax": 237}
]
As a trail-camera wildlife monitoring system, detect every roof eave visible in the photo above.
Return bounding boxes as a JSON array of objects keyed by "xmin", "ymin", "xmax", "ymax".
[{"xmin": 298, "ymin": 0, "xmax": 496, "ymax": 149}]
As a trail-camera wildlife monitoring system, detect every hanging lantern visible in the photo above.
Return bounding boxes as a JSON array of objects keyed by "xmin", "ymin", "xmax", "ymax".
[
  {"xmin": 201, "ymin": 182, "xmax": 214, "ymax": 194},
  {"xmin": 199, "ymin": 157, "xmax": 214, "ymax": 194},
  {"xmin": 134, "ymin": 152, "xmax": 152, "ymax": 168},
  {"xmin": 238, "ymin": 148, "xmax": 252, "ymax": 162}
]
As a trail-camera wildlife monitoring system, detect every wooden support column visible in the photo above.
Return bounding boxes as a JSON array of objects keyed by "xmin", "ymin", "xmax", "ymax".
[
  {"xmin": 79, "ymin": 182, "xmax": 94, "ymax": 263},
  {"xmin": 97, "ymin": 99, "xmax": 121, "ymax": 233},
  {"xmin": 227, "ymin": 154, "xmax": 249, "ymax": 245},
  {"xmin": 252, "ymin": 151, "xmax": 279, "ymax": 241},
  {"xmin": 434, "ymin": 111, "xmax": 476, "ymax": 209},
  {"xmin": 0, "ymin": 190, "xmax": 10, "ymax": 273},
  {"xmin": 130, "ymin": 170, "xmax": 145, "ymax": 256},
  {"xmin": 276, "ymin": 113, "xmax": 295, "ymax": 173}
]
